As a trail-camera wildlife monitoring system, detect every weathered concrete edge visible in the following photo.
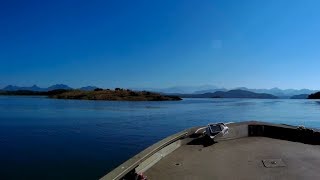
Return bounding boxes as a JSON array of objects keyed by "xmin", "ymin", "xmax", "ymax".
[{"xmin": 100, "ymin": 127, "xmax": 200, "ymax": 180}]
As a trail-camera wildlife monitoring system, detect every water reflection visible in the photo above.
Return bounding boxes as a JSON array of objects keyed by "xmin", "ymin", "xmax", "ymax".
[{"xmin": 1, "ymin": 97, "xmax": 320, "ymax": 179}]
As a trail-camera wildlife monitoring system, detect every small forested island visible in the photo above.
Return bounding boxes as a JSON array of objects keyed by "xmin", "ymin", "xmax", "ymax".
[
  {"xmin": 308, "ymin": 92, "xmax": 320, "ymax": 99},
  {"xmin": 0, "ymin": 88, "xmax": 182, "ymax": 101},
  {"xmin": 51, "ymin": 88, "xmax": 182, "ymax": 101}
]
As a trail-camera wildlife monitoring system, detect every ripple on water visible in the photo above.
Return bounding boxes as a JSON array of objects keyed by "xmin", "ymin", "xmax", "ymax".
[{"xmin": 1, "ymin": 96, "xmax": 320, "ymax": 179}]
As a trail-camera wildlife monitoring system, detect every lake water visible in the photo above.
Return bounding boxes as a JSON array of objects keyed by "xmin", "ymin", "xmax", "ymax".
[{"xmin": 1, "ymin": 96, "xmax": 320, "ymax": 179}]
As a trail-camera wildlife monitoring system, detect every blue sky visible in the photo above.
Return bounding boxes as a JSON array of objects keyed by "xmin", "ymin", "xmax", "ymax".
[{"xmin": 1, "ymin": 0, "xmax": 320, "ymax": 89}]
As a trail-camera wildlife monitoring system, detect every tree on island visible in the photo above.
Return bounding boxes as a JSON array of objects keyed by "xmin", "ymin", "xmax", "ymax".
[
  {"xmin": 94, "ymin": 88, "xmax": 103, "ymax": 91},
  {"xmin": 308, "ymin": 92, "xmax": 320, "ymax": 99}
]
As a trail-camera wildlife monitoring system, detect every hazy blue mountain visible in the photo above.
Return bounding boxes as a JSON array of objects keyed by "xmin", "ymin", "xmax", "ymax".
[
  {"xmin": 167, "ymin": 92, "xmax": 218, "ymax": 98},
  {"xmin": 135, "ymin": 85, "xmax": 220, "ymax": 94},
  {"xmin": 164, "ymin": 85, "xmax": 220, "ymax": 94},
  {"xmin": 2, "ymin": 84, "xmax": 74, "ymax": 91},
  {"xmin": 233, "ymin": 87, "xmax": 249, "ymax": 90},
  {"xmin": 47, "ymin": 84, "xmax": 73, "ymax": 91},
  {"xmin": 230, "ymin": 88, "xmax": 286, "ymax": 97},
  {"xmin": 210, "ymin": 90, "xmax": 277, "ymax": 99},
  {"xmin": 3, "ymin": 85, "xmax": 21, "ymax": 91},
  {"xmin": 290, "ymin": 94, "xmax": 309, "ymax": 99},
  {"xmin": 2, "ymin": 84, "xmax": 318, "ymax": 97},
  {"xmin": 193, "ymin": 88, "xmax": 227, "ymax": 94},
  {"xmin": 2, "ymin": 85, "xmax": 45, "ymax": 91},
  {"xmin": 79, "ymin": 86, "xmax": 98, "ymax": 91},
  {"xmin": 172, "ymin": 90, "xmax": 277, "ymax": 99},
  {"xmin": 140, "ymin": 85, "xmax": 317, "ymax": 97},
  {"xmin": 28, "ymin": 85, "xmax": 44, "ymax": 91},
  {"xmin": 221, "ymin": 87, "xmax": 317, "ymax": 97},
  {"xmin": 240, "ymin": 88, "xmax": 317, "ymax": 97}
]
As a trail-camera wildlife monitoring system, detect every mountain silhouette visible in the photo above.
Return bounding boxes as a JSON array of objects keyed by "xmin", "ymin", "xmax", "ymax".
[
  {"xmin": 290, "ymin": 94, "xmax": 309, "ymax": 99},
  {"xmin": 79, "ymin": 86, "xmax": 99, "ymax": 91},
  {"xmin": 2, "ymin": 84, "xmax": 72, "ymax": 91},
  {"xmin": 148, "ymin": 85, "xmax": 318, "ymax": 97},
  {"xmin": 3, "ymin": 85, "xmax": 45, "ymax": 91},
  {"xmin": 47, "ymin": 84, "xmax": 72, "ymax": 91},
  {"xmin": 171, "ymin": 90, "xmax": 277, "ymax": 99}
]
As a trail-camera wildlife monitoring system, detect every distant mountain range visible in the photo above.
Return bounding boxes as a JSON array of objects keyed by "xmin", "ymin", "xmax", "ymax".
[
  {"xmin": 78, "ymin": 86, "xmax": 99, "ymax": 91},
  {"xmin": 171, "ymin": 90, "xmax": 277, "ymax": 99},
  {"xmin": 1, "ymin": 84, "xmax": 97, "ymax": 92},
  {"xmin": 2, "ymin": 85, "xmax": 45, "ymax": 91},
  {"xmin": 233, "ymin": 87, "xmax": 317, "ymax": 97},
  {"xmin": 141, "ymin": 85, "xmax": 318, "ymax": 97},
  {"xmin": 1, "ymin": 84, "xmax": 318, "ymax": 99},
  {"xmin": 133, "ymin": 85, "xmax": 220, "ymax": 94},
  {"xmin": 290, "ymin": 94, "xmax": 309, "ymax": 99},
  {"xmin": 211, "ymin": 90, "xmax": 278, "ymax": 99}
]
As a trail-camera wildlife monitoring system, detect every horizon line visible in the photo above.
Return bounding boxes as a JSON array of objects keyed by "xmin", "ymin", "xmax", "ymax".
[{"xmin": 1, "ymin": 84, "xmax": 319, "ymax": 91}]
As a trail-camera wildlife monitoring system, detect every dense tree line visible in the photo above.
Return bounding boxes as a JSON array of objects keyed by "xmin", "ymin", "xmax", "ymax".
[{"xmin": 308, "ymin": 92, "xmax": 320, "ymax": 99}]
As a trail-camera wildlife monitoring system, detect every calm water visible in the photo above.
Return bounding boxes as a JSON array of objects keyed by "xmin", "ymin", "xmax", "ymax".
[{"xmin": 1, "ymin": 96, "xmax": 320, "ymax": 179}]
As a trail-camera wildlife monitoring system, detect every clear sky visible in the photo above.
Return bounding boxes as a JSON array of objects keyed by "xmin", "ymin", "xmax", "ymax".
[{"xmin": 1, "ymin": 0, "xmax": 320, "ymax": 89}]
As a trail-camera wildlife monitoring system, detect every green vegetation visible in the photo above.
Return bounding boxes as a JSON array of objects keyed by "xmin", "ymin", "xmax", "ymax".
[
  {"xmin": 94, "ymin": 88, "xmax": 103, "ymax": 91},
  {"xmin": 0, "ymin": 88, "xmax": 182, "ymax": 101},
  {"xmin": 50, "ymin": 88, "xmax": 182, "ymax": 101}
]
